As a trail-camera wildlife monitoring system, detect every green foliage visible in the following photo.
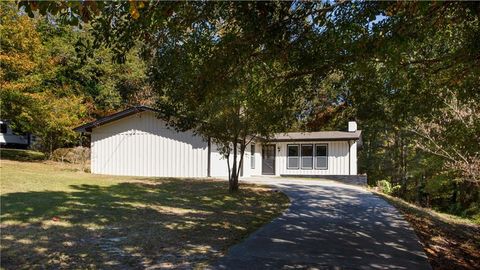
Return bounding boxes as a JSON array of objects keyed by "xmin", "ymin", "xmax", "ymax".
[
  {"xmin": 377, "ymin": 180, "xmax": 401, "ymax": 196},
  {"xmin": 289, "ymin": 2, "xmax": 480, "ymax": 218},
  {"xmin": 150, "ymin": 31, "xmax": 303, "ymax": 189},
  {"xmin": 1, "ymin": 2, "xmax": 151, "ymax": 154},
  {"xmin": 376, "ymin": 180, "xmax": 393, "ymax": 194},
  {"xmin": 1, "ymin": 3, "xmax": 83, "ymax": 153},
  {"xmin": 106, "ymin": 2, "xmax": 329, "ymax": 190},
  {"xmin": 350, "ymin": 3, "xmax": 480, "ymax": 218},
  {"xmin": 14, "ymin": 1, "xmax": 480, "ymax": 211}
]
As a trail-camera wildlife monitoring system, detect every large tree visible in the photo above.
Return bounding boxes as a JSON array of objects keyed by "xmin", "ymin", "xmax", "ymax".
[
  {"xmin": 152, "ymin": 49, "xmax": 303, "ymax": 191},
  {"xmin": 297, "ymin": 2, "xmax": 480, "ymax": 214},
  {"xmin": 1, "ymin": 2, "xmax": 86, "ymax": 153},
  {"xmin": 17, "ymin": 1, "xmax": 365, "ymax": 190},
  {"xmin": 138, "ymin": 2, "xmax": 339, "ymax": 190}
]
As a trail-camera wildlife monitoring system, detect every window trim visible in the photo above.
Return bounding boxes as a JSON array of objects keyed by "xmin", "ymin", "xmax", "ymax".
[
  {"xmin": 250, "ymin": 144, "xmax": 255, "ymax": 169},
  {"xmin": 314, "ymin": 143, "xmax": 329, "ymax": 170},
  {"xmin": 287, "ymin": 144, "xmax": 300, "ymax": 170},
  {"xmin": 301, "ymin": 144, "xmax": 314, "ymax": 170}
]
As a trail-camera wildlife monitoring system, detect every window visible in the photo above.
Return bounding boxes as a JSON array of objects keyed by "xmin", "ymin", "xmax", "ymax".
[
  {"xmin": 287, "ymin": 145, "xmax": 299, "ymax": 169},
  {"xmin": 301, "ymin": 144, "xmax": 313, "ymax": 169},
  {"xmin": 0, "ymin": 123, "xmax": 7, "ymax": 134},
  {"xmin": 315, "ymin": 144, "xmax": 328, "ymax": 169},
  {"xmin": 250, "ymin": 144, "xmax": 255, "ymax": 169}
]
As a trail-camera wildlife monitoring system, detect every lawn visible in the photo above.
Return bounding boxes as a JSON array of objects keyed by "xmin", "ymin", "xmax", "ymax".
[
  {"xmin": 0, "ymin": 148, "xmax": 45, "ymax": 162},
  {"xmin": 0, "ymin": 158, "xmax": 289, "ymax": 269},
  {"xmin": 375, "ymin": 192, "xmax": 480, "ymax": 270}
]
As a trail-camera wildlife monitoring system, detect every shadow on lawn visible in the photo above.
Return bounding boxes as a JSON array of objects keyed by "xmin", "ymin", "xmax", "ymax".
[{"xmin": 1, "ymin": 180, "xmax": 286, "ymax": 269}]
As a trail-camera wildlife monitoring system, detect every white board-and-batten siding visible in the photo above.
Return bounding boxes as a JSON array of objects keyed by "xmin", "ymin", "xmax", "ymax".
[
  {"xmin": 91, "ymin": 111, "xmax": 209, "ymax": 177},
  {"xmin": 89, "ymin": 110, "xmax": 358, "ymax": 178}
]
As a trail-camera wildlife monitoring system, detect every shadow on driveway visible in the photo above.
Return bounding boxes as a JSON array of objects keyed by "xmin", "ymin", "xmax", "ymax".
[{"xmin": 214, "ymin": 180, "xmax": 432, "ymax": 269}]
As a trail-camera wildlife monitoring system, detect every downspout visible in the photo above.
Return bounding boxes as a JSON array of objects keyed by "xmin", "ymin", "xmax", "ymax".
[
  {"xmin": 348, "ymin": 140, "xmax": 351, "ymax": 175},
  {"xmin": 207, "ymin": 137, "xmax": 211, "ymax": 177}
]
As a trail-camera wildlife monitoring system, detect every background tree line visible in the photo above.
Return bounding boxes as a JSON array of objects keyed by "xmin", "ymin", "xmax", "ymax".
[
  {"xmin": 1, "ymin": 2, "xmax": 154, "ymax": 154},
  {"xmin": 3, "ymin": 1, "xmax": 479, "ymax": 219},
  {"xmin": 297, "ymin": 2, "xmax": 479, "ymax": 219}
]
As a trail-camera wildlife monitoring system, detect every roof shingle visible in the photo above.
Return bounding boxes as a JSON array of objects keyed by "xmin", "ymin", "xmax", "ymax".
[{"xmin": 266, "ymin": 130, "xmax": 362, "ymax": 141}]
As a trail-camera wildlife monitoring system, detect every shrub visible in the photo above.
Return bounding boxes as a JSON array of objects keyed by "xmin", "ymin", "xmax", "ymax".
[
  {"xmin": 377, "ymin": 180, "xmax": 393, "ymax": 194},
  {"xmin": 51, "ymin": 147, "xmax": 90, "ymax": 165},
  {"xmin": 391, "ymin": 185, "xmax": 402, "ymax": 196}
]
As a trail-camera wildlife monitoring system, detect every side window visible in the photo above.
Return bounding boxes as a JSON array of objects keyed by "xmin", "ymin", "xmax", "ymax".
[
  {"xmin": 315, "ymin": 144, "xmax": 328, "ymax": 170},
  {"xmin": 301, "ymin": 144, "xmax": 313, "ymax": 169},
  {"xmin": 250, "ymin": 144, "xmax": 255, "ymax": 169},
  {"xmin": 287, "ymin": 145, "xmax": 299, "ymax": 169},
  {"xmin": 0, "ymin": 123, "xmax": 7, "ymax": 134}
]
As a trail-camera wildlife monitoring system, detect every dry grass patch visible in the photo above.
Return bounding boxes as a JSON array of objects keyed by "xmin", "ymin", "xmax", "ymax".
[{"xmin": 0, "ymin": 160, "xmax": 289, "ymax": 269}]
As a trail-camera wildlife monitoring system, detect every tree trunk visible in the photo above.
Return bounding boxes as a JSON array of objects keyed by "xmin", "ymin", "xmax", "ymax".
[
  {"xmin": 399, "ymin": 133, "xmax": 408, "ymax": 197},
  {"xmin": 451, "ymin": 181, "xmax": 458, "ymax": 206},
  {"xmin": 237, "ymin": 145, "xmax": 246, "ymax": 178},
  {"xmin": 415, "ymin": 175, "xmax": 420, "ymax": 204},
  {"xmin": 229, "ymin": 141, "xmax": 239, "ymax": 192},
  {"xmin": 49, "ymin": 133, "xmax": 54, "ymax": 157}
]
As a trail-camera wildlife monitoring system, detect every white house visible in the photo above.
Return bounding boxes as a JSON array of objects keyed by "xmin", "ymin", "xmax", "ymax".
[{"xmin": 74, "ymin": 106, "xmax": 361, "ymax": 178}]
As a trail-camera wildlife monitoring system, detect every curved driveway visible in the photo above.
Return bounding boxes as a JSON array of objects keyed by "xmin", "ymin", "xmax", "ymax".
[{"xmin": 214, "ymin": 178, "xmax": 431, "ymax": 269}]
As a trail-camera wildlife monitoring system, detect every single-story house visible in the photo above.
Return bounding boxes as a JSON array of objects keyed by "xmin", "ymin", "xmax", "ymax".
[{"xmin": 74, "ymin": 106, "xmax": 361, "ymax": 178}]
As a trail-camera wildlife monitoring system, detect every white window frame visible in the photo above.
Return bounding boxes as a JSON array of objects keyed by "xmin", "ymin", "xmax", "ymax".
[
  {"xmin": 301, "ymin": 144, "xmax": 313, "ymax": 170},
  {"xmin": 287, "ymin": 144, "xmax": 300, "ymax": 170},
  {"xmin": 315, "ymin": 143, "xmax": 328, "ymax": 170}
]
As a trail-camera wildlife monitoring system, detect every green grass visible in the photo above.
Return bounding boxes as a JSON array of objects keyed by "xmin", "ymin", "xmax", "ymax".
[
  {"xmin": 0, "ymin": 148, "xmax": 45, "ymax": 161},
  {"xmin": 374, "ymin": 191, "xmax": 480, "ymax": 270},
  {"xmin": 0, "ymin": 160, "xmax": 289, "ymax": 269}
]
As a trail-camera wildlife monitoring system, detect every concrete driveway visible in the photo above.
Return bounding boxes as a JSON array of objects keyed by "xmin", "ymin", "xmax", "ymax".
[{"xmin": 213, "ymin": 177, "xmax": 431, "ymax": 270}]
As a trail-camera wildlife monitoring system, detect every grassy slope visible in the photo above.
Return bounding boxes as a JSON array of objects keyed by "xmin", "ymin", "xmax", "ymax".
[
  {"xmin": 375, "ymin": 192, "xmax": 480, "ymax": 270},
  {"xmin": 0, "ymin": 148, "xmax": 45, "ymax": 162},
  {"xmin": 0, "ymin": 160, "xmax": 289, "ymax": 269}
]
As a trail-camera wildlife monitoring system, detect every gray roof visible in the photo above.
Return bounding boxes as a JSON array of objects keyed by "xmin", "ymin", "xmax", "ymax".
[
  {"xmin": 74, "ymin": 106, "xmax": 158, "ymax": 133},
  {"xmin": 74, "ymin": 106, "xmax": 361, "ymax": 142},
  {"xmin": 266, "ymin": 130, "xmax": 362, "ymax": 142}
]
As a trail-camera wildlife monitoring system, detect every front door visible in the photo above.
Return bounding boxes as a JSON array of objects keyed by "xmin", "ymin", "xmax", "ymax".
[{"xmin": 262, "ymin": 145, "xmax": 276, "ymax": 175}]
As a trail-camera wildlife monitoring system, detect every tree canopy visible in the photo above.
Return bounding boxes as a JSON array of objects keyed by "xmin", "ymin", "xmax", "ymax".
[
  {"xmin": 8, "ymin": 1, "xmax": 480, "ymax": 216},
  {"xmin": 1, "ymin": 2, "xmax": 153, "ymax": 153}
]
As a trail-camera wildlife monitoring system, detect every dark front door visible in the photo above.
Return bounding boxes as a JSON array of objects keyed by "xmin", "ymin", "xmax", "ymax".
[{"xmin": 262, "ymin": 145, "xmax": 276, "ymax": 175}]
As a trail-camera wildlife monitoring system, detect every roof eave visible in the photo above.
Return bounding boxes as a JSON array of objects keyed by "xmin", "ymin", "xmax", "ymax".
[
  {"xmin": 266, "ymin": 137, "xmax": 361, "ymax": 142},
  {"xmin": 262, "ymin": 130, "xmax": 362, "ymax": 143},
  {"xmin": 73, "ymin": 106, "xmax": 158, "ymax": 133}
]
